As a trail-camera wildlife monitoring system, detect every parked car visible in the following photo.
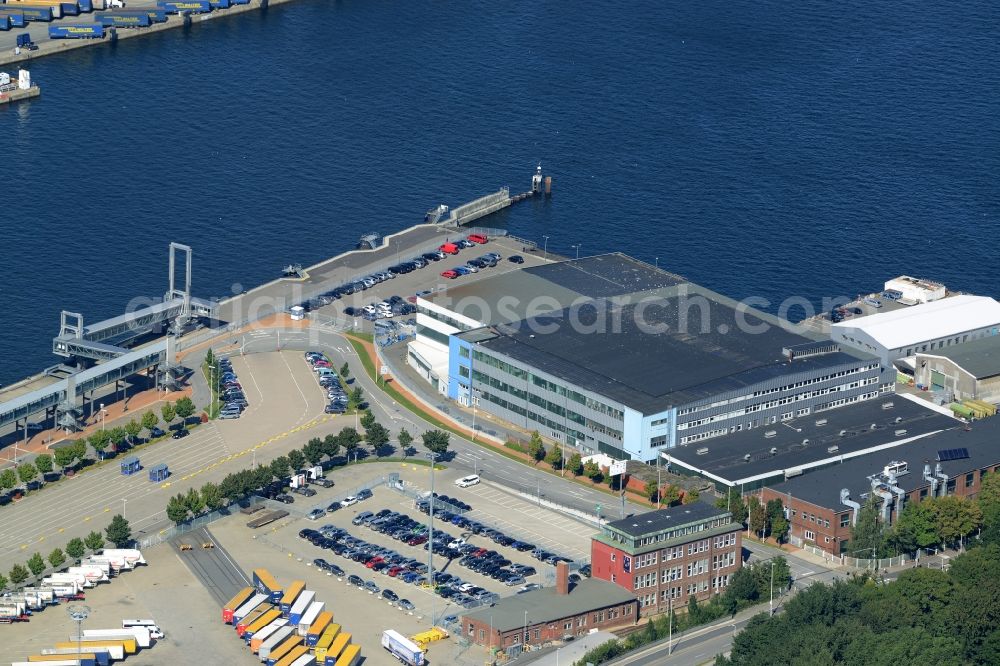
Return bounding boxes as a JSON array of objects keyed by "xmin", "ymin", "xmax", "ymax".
[
  {"xmin": 275, "ymin": 494, "xmax": 294, "ymax": 504},
  {"xmin": 509, "ymin": 255, "xmax": 525, "ymax": 264},
  {"xmin": 171, "ymin": 428, "xmax": 189, "ymax": 440},
  {"xmin": 341, "ymin": 496, "xmax": 358, "ymax": 506},
  {"xmin": 441, "ymin": 270, "xmax": 458, "ymax": 279}
]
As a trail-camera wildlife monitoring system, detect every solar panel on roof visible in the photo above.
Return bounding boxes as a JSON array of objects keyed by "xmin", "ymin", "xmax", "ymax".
[{"xmin": 937, "ymin": 448, "xmax": 970, "ymax": 462}]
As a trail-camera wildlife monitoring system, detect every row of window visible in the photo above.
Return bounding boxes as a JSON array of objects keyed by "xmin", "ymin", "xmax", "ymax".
[
  {"xmin": 472, "ymin": 349, "xmax": 624, "ymax": 420},
  {"xmin": 687, "ymin": 539, "xmax": 710, "ymax": 555},
  {"xmin": 416, "ymin": 323, "xmax": 450, "ymax": 347},
  {"xmin": 677, "ymin": 364, "xmax": 879, "ymax": 416},
  {"xmin": 901, "ymin": 330, "xmax": 997, "ymax": 356},
  {"xmin": 479, "ymin": 390, "xmax": 607, "ymax": 451},
  {"xmin": 814, "ymin": 390, "xmax": 880, "ymax": 412},
  {"xmin": 418, "ymin": 305, "xmax": 475, "ymax": 332},
  {"xmin": 610, "ymin": 518, "xmax": 733, "ymax": 548},
  {"xmin": 715, "ymin": 533, "xmax": 737, "ymax": 548}
]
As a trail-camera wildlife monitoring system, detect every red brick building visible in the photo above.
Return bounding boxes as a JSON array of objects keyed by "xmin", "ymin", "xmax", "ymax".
[
  {"xmin": 590, "ymin": 503, "xmax": 743, "ymax": 616},
  {"xmin": 461, "ymin": 562, "xmax": 637, "ymax": 650},
  {"xmin": 762, "ymin": 422, "xmax": 1000, "ymax": 555}
]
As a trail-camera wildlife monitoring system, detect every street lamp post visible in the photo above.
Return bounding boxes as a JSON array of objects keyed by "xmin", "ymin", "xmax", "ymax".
[
  {"xmin": 769, "ymin": 560, "xmax": 775, "ymax": 616},
  {"xmin": 668, "ymin": 592, "xmax": 673, "ymax": 654},
  {"xmin": 572, "ymin": 244, "xmax": 581, "ymax": 260},
  {"xmin": 122, "ymin": 498, "xmax": 127, "ymax": 521},
  {"xmin": 543, "ymin": 236, "xmax": 550, "ymax": 259},
  {"xmin": 655, "ymin": 257, "xmax": 659, "ymax": 269},
  {"xmin": 427, "ymin": 452, "xmax": 438, "ymax": 627},
  {"xmin": 523, "ymin": 610, "xmax": 528, "ymax": 647},
  {"xmin": 67, "ymin": 604, "xmax": 90, "ymax": 662},
  {"xmin": 99, "ymin": 404, "xmax": 106, "ymax": 431}
]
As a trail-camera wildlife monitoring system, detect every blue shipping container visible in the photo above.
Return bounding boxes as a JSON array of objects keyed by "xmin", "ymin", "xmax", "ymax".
[
  {"xmin": 113, "ymin": 9, "xmax": 167, "ymax": 22},
  {"xmin": 48, "ymin": 23, "xmax": 103, "ymax": 38},
  {"xmin": 208, "ymin": 0, "xmax": 230, "ymax": 7},
  {"xmin": 97, "ymin": 12, "xmax": 151, "ymax": 26},
  {"xmin": 156, "ymin": 0, "xmax": 211, "ymax": 13},
  {"xmin": 3, "ymin": 7, "xmax": 53, "ymax": 22},
  {"xmin": 78, "ymin": 0, "xmax": 93, "ymax": 12},
  {"xmin": 0, "ymin": 11, "xmax": 29, "ymax": 27},
  {"xmin": 230, "ymin": 0, "xmax": 249, "ymax": 5},
  {"xmin": 0, "ymin": 16, "xmax": 10, "ymax": 31},
  {"xmin": 61, "ymin": 3, "xmax": 81, "ymax": 16}
]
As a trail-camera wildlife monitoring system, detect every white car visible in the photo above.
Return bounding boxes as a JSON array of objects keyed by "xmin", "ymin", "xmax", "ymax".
[
  {"xmin": 455, "ymin": 475, "xmax": 480, "ymax": 488},
  {"xmin": 341, "ymin": 496, "xmax": 358, "ymax": 506}
]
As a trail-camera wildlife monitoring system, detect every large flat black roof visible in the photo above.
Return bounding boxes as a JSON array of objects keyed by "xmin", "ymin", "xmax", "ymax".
[
  {"xmin": 922, "ymin": 335, "xmax": 1000, "ymax": 379},
  {"xmin": 467, "ymin": 284, "xmax": 864, "ymax": 413},
  {"xmin": 604, "ymin": 501, "xmax": 730, "ymax": 538},
  {"xmin": 664, "ymin": 398, "xmax": 958, "ymax": 485},
  {"xmin": 767, "ymin": 416, "xmax": 1000, "ymax": 509}
]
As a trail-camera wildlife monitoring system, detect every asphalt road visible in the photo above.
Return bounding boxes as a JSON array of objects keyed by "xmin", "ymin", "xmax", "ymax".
[
  {"xmin": 170, "ymin": 526, "xmax": 250, "ymax": 607},
  {"xmin": 235, "ymin": 326, "xmax": 648, "ymax": 522}
]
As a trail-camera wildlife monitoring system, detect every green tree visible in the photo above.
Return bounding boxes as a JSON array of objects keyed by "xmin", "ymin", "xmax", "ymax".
[
  {"xmin": 528, "ymin": 431, "xmax": 545, "ymax": 462},
  {"xmin": 26, "ymin": 552, "xmax": 46, "ymax": 577},
  {"xmin": 124, "ymin": 419, "xmax": 142, "ymax": 445},
  {"xmin": 201, "ymin": 481, "xmax": 223, "ymax": 511},
  {"xmin": 365, "ymin": 423, "xmax": 390, "ymax": 453},
  {"xmin": 253, "ymin": 465, "xmax": 273, "ymax": 489},
  {"xmin": 105, "ymin": 514, "xmax": 132, "ymax": 548},
  {"xmin": 287, "ymin": 449, "xmax": 306, "ymax": 472},
  {"xmin": 567, "ymin": 452, "xmax": 583, "ymax": 476},
  {"xmin": 141, "ymin": 410, "xmax": 160, "ymax": 436},
  {"xmin": 184, "ymin": 487, "xmax": 205, "ymax": 516},
  {"xmin": 360, "ymin": 409, "xmax": 376, "ymax": 431},
  {"xmin": 34, "ymin": 454, "xmax": 53, "ymax": 475},
  {"xmin": 661, "ymin": 485, "xmax": 682, "ymax": 507},
  {"xmin": 53, "ymin": 445, "xmax": 77, "ymax": 470},
  {"xmin": 545, "ymin": 445, "xmax": 564, "ymax": 470},
  {"xmin": 270, "ymin": 456, "xmax": 291, "ymax": 480},
  {"xmin": 70, "ymin": 439, "xmax": 87, "ymax": 462},
  {"xmin": 644, "ymin": 479, "xmax": 660, "ymax": 503},
  {"xmin": 17, "ymin": 462, "xmax": 37, "ymax": 486},
  {"xmin": 0, "ymin": 573, "xmax": 7, "ymax": 592},
  {"xmin": 339, "ymin": 362, "xmax": 350, "ymax": 378},
  {"xmin": 398, "ymin": 428, "xmax": 414, "ymax": 453},
  {"xmin": 89, "ymin": 429, "xmax": 111, "ymax": 459},
  {"xmin": 108, "ymin": 426, "xmax": 127, "ymax": 452},
  {"xmin": 931, "ymin": 495, "xmax": 982, "ymax": 548},
  {"xmin": 852, "ymin": 494, "xmax": 887, "ymax": 557},
  {"xmin": 303, "ymin": 438, "xmax": 324, "ymax": 466},
  {"xmin": 322, "ymin": 434, "xmax": 342, "ymax": 459},
  {"xmin": 893, "ymin": 500, "xmax": 939, "ymax": 552},
  {"xmin": 175, "ymin": 396, "xmax": 196, "ymax": 421},
  {"xmin": 84, "ymin": 530, "xmax": 105, "ymax": 552},
  {"xmin": 583, "ymin": 460, "xmax": 602, "ymax": 481},
  {"xmin": 166, "ymin": 494, "xmax": 189, "ymax": 524},
  {"xmin": 65, "ymin": 537, "xmax": 85, "ymax": 562},
  {"xmin": 219, "ymin": 474, "xmax": 241, "ymax": 502},
  {"xmin": 0, "ymin": 468, "xmax": 17, "ymax": 492},
  {"xmin": 771, "ymin": 513, "xmax": 790, "ymax": 544},
  {"xmin": 716, "ymin": 488, "xmax": 748, "ymax": 524},
  {"xmin": 9, "ymin": 563, "xmax": 29, "ymax": 586},
  {"xmin": 747, "ymin": 496, "xmax": 767, "ymax": 538},
  {"xmin": 421, "ymin": 430, "xmax": 451, "ymax": 455},
  {"xmin": 724, "ymin": 565, "xmax": 759, "ymax": 614},
  {"xmin": 161, "ymin": 401, "xmax": 176, "ymax": 426},
  {"xmin": 205, "ymin": 348, "xmax": 215, "ymax": 367},
  {"xmin": 682, "ymin": 488, "xmax": 700, "ymax": 505},
  {"xmin": 349, "ymin": 387, "xmax": 364, "ymax": 408}
]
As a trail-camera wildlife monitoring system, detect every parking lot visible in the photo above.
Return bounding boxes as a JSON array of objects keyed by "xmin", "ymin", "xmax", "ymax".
[{"xmin": 208, "ymin": 461, "xmax": 597, "ymax": 664}]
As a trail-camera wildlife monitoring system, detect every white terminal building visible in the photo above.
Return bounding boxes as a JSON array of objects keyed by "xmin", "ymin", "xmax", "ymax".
[{"xmin": 831, "ymin": 295, "xmax": 1000, "ymax": 369}]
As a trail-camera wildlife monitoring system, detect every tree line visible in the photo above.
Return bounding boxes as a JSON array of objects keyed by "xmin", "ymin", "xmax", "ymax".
[
  {"xmin": 0, "ymin": 399, "xmax": 197, "ymax": 498},
  {"xmin": 164, "ymin": 424, "xmax": 451, "ymax": 524},
  {"xmin": 0, "ymin": 515, "xmax": 132, "ymax": 593}
]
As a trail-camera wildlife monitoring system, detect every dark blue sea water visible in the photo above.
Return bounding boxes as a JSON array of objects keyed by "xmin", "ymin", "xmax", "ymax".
[{"xmin": 2, "ymin": 0, "xmax": 999, "ymax": 384}]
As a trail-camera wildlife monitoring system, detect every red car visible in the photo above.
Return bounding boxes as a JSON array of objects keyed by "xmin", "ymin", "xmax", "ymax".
[
  {"xmin": 407, "ymin": 535, "xmax": 428, "ymax": 546},
  {"xmin": 440, "ymin": 270, "xmax": 458, "ymax": 279},
  {"xmin": 366, "ymin": 556, "xmax": 385, "ymax": 569},
  {"xmin": 467, "ymin": 234, "xmax": 488, "ymax": 244},
  {"xmin": 387, "ymin": 566, "xmax": 404, "ymax": 577},
  {"xmin": 439, "ymin": 243, "xmax": 459, "ymax": 255}
]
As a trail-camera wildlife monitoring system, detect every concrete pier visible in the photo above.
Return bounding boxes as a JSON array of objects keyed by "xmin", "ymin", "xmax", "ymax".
[
  {"xmin": 0, "ymin": 0, "xmax": 300, "ymax": 68},
  {"xmin": 0, "ymin": 84, "xmax": 39, "ymax": 105}
]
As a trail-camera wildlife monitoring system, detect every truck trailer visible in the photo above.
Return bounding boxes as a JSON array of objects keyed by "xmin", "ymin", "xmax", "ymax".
[
  {"xmin": 265, "ymin": 634, "xmax": 302, "ymax": 666},
  {"xmin": 244, "ymin": 608, "xmax": 282, "ymax": 642},
  {"xmin": 67, "ymin": 566, "xmax": 110, "ymax": 584},
  {"xmin": 286, "ymin": 590, "xmax": 314, "ymax": 624},
  {"xmin": 279, "ymin": 580, "xmax": 306, "ymax": 615},
  {"xmin": 44, "ymin": 573, "xmax": 92, "ymax": 588},
  {"xmin": 237, "ymin": 605, "xmax": 271, "ymax": 638},
  {"xmin": 40, "ymin": 649, "xmax": 109, "ymax": 666},
  {"xmin": 53, "ymin": 641, "xmax": 127, "ymax": 659},
  {"xmin": 81, "ymin": 627, "xmax": 152, "ymax": 649},
  {"xmin": 257, "ymin": 625, "xmax": 294, "ymax": 660},
  {"xmin": 306, "ymin": 611, "xmax": 333, "ymax": 647},
  {"xmin": 96, "ymin": 12, "xmax": 150, "ymax": 26},
  {"xmin": 296, "ymin": 600, "xmax": 324, "ymax": 637},
  {"xmin": 323, "ymin": 632, "xmax": 351, "ymax": 665},
  {"xmin": 0, "ymin": 7, "xmax": 53, "ymax": 21},
  {"xmin": 252, "ymin": 568, "xmax": 283, "ymax": 603},
  {"xmin": 313, "ymin": 623, "xmax": 341, "ymax": 661},
  {"xmin": 26, "ymin": 654, "xmax": 97, "ymax": 666},
  {"xmin": 100, "ymin": 549, "xmax": 146, "ymax": 566},
  {"xmin": 249, "ymin": 618, "xmax": 288, "ymax": 653},
  {"xmin": 222, "ymin": 586, "xmax": 254, "ymax": 623},
  {"xmin": 232, "ymin": 593, "xmax": 269, "ymax": 625},
  {"xmin": 334, "ymin": 644, "xmax": 361, "ymax": 666},
  {"xmin": 273, "ymin": 645, "xmax": 310, "ymax": 666},
  {"xmin": 381, "ymin": 629, "xmax": 424, "ymax": 666}
]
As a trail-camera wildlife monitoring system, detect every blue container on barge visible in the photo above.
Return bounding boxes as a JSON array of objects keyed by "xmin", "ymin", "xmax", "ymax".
[
  {"xmin": 77, "ymin": 0, "xmax": 93, "ymax": 12},
  {"xmin": 60, "ymin": 3, "xmax": 81, "ymax": 16},
  {"xmin": 0, "ymin": 16, "xmax": 10, "ymax": 30},
  {"xmin": 156, "ymin": 0, "xmax": 211, "ymax": 14},
  {"xmin": 0, "ymin": 7, "xmax": 47, "ymax": 23}
]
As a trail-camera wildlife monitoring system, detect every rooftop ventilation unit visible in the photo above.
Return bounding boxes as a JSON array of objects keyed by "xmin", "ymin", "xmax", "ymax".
[
  {"xmin": 884, "ymin": 460, "xmax": 909, "ymax": 477},
  {"xmin": 895, "ymin": 429, "xmax": 908, "ymax": 437},
  {"xmin": 827, "ymin": 445, "xmax": 840, "ymax": 453},
  {"xmin": 802, "ymin": 439, "xmax": 809, "ymax": 446},
  {"xmin": 839, "ymin": 429, "xmax": 847, "ymax": 436},
  {"xmin": 764, "ymin": 430, "xmax": 777, "ymax": 439},
  {"xmin": 894, "ymin": 416, "xmax": 903, "ymax": 424},
  {"xmin": 815, "ymin": 419, "xmax": 828, "ymax": 426},
  {"xmin": 743, "ymin": 454, "xmax": 751, "ymax": 461},
  {"xmin": 786, "ymin": 469, "xmax": 803, "ymax": 478},
  {"xmin": 871, "ymin": 423, "xmax": 878, "ymax": 430},
  {"xmin": 770, "ymin": 447, "xmax": 778, "ymax": 455},
  {"xmin": 882, "ymin": 402, "xmax": 895, "ymax": 410},
  {"xmin": 696, "ymin": 447, "xmax": 709, "ymax": 456}
]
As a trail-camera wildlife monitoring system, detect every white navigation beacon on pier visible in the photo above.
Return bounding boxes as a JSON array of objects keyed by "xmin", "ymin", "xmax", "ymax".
[
  {"xmin": 18, "ymin": 69, "xmax": 31, "ymax": 90},
  {"xmin": 532, "ymin": 163, "xmax": 543, "ymax": 192}
]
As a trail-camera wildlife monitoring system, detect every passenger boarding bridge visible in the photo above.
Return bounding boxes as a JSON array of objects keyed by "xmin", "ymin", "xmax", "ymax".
[{"xmin": 1, "ymin": 243, "xmax": 215, "ymax": 433}]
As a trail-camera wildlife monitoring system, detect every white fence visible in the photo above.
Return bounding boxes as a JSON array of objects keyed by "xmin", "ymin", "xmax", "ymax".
[{"xmin": 799, "ymin": 543, "xmax": 909, "ymax": 570}]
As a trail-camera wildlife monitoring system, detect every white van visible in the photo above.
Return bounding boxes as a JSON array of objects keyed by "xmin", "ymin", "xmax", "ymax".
[
  {"xmin": 455, "ymin": 475, "xmax": 480, "ymax": 488},
  {"xmin": 122, "ymin": 618, "xmax": 164, "ymax": 639}
]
